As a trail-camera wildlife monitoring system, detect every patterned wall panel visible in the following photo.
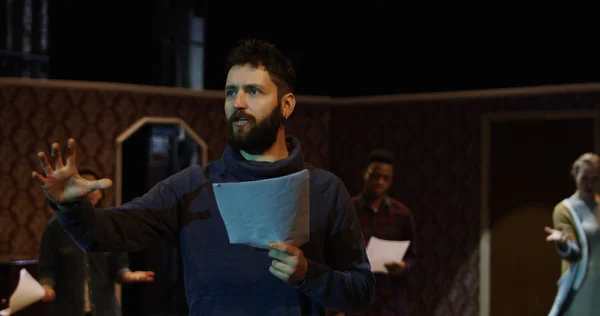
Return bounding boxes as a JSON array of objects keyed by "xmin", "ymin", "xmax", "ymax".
[
  {"xmin": 0, "ymin": 79, "xmax": 330, "ymax": 261},
  {"xmin": 285, "ymin": 104, "xmax": 330, "ymax": 170},
  {"xmin": 329, "ymin": 91, "xmax": 600, "ymax": 316}
]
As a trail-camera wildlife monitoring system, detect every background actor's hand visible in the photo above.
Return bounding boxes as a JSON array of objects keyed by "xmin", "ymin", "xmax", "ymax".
[
  {"xmin": 268, "ymin": 242, "xmax": 308, "ymax": 284},
  {"xmin": 544, "ymin": 226, "xmax": 569, "ymax": 245},
  {"xmin": 121, "ymin": 271, "xmax": 155, "ymax": 283},
  {"xmin": 384, "ymin": 261, "xmax": 406, "ymax": 276},
  {"xmin": 41, "ymin": 284, "xmax": 56, "ymax": 302}
]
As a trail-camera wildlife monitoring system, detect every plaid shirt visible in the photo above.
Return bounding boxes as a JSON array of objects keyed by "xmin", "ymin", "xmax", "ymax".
[{"xmin": 353, "ymin": 194, "xmax": 417, "ymax": 316}]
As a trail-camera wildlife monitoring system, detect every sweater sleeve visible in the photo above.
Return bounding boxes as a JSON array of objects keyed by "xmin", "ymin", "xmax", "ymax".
[
  {"xmin": 294, "ymin": 178, "xmax": 374, "ymax": 314},
  {"xmin": 51, "ymin": 176, "xmax": 183, "ymax": 253},
  {"xmin": 37, "ymin": 221, "xmax": 58, "ymax": 288},
  {"xmin": 553, "ymin": 203, "xmax": 581, "ymax": 261}
]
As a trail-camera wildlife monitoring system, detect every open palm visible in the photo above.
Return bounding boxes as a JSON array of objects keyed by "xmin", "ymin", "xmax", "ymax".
[
  {"xmin": 544, "ymin": 226, "xmax": 568, "ymax": 244},
  {"xmin": 32, "ymin": 138, "xmax": 112, "ymax": 204}
]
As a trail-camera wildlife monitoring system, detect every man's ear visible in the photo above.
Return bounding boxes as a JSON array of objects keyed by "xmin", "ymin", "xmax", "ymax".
[{"xmin": 280, "ymin": 93, "xmax": 296, "ymax": 119}]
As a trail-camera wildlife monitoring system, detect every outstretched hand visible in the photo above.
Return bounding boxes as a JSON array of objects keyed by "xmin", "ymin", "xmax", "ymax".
[
  {"xmin": 544, "ymin": 226, "xmax": 569, "ymax": 245},
  {"xmin": 31, "ymin": 138, "xmax": 112, "ymax": 204}
]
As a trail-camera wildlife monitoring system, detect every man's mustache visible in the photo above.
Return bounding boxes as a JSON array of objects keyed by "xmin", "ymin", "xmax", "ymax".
[{"xmin": 228, "ymin": 111, "xmax": 256, "ymax": 123}]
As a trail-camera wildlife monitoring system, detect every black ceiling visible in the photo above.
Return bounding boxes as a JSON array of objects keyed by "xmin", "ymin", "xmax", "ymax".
[{"xmin": 47, "ymin": 1, "xmax": 600, "ymax": 97}]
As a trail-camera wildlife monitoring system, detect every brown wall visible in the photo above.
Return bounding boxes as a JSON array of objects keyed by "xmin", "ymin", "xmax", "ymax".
[{"xmin": 3, "ymin": 78, "xmax": 600, "ymax": 315}]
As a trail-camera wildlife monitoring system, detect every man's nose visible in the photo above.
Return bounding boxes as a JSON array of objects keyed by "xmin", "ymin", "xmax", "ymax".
[{"xmin": 233, "ymin": 92, "xmax": 247, "ymax": 110}]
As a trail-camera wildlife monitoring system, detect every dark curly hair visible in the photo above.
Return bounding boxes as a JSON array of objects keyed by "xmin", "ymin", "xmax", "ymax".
[
  {"xmin": 226, "ymin": 38, "xmax": 296, "ymax": 97},
  {"xmin": 367, "ymin": 149, "xmax": 395, "ymax": 165}
]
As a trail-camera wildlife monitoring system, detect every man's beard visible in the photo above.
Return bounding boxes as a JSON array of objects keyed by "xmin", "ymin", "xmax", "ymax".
[{"xmin": 225, "ymin": 105, "xmax": 284, "ymax": 155}]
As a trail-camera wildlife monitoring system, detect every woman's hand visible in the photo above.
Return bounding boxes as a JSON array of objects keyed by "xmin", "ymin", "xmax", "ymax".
[{"xmin": 545, "ymin": 226, "xmax": 569, "ymax": 245}]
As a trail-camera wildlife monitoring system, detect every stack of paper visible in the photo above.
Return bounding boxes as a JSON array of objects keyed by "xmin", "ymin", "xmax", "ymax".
[
  {"xmin": 213, "ymin": 169, "xmax": 311, "ymax": 249},
  {"xmin": 366, "ymin": 236, "xmax": 411, "ymax": 274},
  {"xmin": 0, "ymin": 269, "xmax": 45, "ymax": 315}
]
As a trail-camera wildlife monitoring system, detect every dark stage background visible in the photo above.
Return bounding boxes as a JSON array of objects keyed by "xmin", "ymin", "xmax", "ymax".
[{"xmin": 40, "ymin": 0, "xmax": 600, "ymax": 97}]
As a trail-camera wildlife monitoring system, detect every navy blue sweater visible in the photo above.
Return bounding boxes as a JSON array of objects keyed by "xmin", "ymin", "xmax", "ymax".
[{"xmin": 53, "ymin": 136, "xmax": 374, "ymax": 315}]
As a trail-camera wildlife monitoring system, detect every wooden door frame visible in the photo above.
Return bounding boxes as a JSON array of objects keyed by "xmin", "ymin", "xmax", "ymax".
[
  {"xmin": 479, "ymin": 110, "xmax": 600, "ymax": 316},
  {"xmin": 115, "ymin": 116, "xmax": 209, "ymax": 206}
]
